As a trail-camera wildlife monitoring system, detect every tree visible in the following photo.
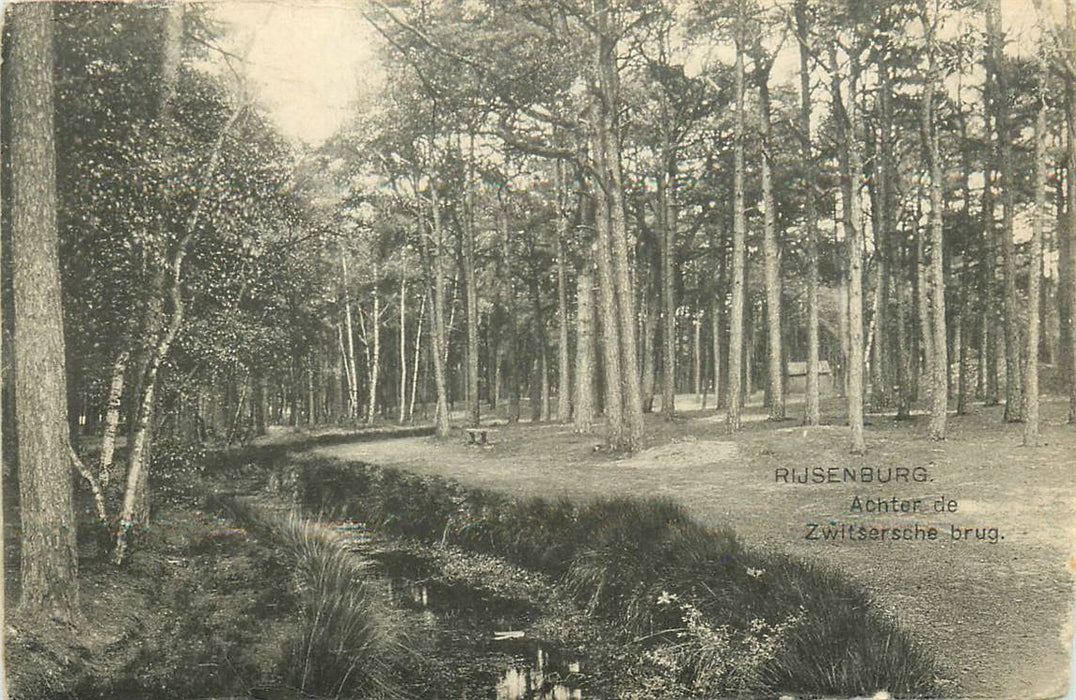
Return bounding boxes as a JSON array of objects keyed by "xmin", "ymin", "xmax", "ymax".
[
  {"xmin": 795, "ymin": 0, "xmax": 821, "ymax": 427},
  {"xmin": 8, "ymin": 0, "xmax": 80, "ymax": 620},
  {"xmin": 726, "ymin": 0, "xmax": 748, "ymax": 434},
  {"xmin": 830, "ymin": 41, "xmax": 867, "ymax": 455},
  {"xmin": 1024, "ymin": 48, "xmax": 1047, "ymax": 446},
  {"xmin": 919, "ymin": 0, "xmax": 949, "ymax": 440}
]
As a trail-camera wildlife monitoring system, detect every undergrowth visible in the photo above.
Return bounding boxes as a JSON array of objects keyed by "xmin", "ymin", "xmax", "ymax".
[{"xmin": 285, "ymin": 455, "xmax": 942, "ymax": 698}]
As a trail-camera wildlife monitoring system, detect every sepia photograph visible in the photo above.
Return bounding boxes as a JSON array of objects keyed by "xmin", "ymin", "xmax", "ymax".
[{"xmin": 1, "ymin": 0, "xmax": 1075, "ymax": 697}]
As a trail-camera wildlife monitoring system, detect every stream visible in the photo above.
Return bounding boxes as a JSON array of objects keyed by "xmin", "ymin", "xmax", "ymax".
[{"xmin": 334, "ymin": 521, "xmax": 588, "ymax": 699}]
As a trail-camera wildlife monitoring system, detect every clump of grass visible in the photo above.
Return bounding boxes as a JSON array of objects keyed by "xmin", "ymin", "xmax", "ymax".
[
  {"xmin": 217, "ymin": 498, "xmax": 407, "ymax": 700},
  {"xmin": 272, "ymin": 515, "xmax": 403, "ymax": 699},
  {"xmin": 289, "ymin": 456, "xmax": 942, "ymax": 697}
]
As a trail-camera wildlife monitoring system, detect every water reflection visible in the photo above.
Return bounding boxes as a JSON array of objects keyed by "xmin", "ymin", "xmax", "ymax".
[
  {"xmin": 331, "ymin": 521, "xmax": 585, "ymax": 698},
  {"xmin": 495, "ymin": 641, "xmax": 584, "ymax": 699}
]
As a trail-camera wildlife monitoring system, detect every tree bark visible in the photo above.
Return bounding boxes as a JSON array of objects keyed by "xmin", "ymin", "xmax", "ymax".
[
  {"xmin": 574, "ymin": 260, "xmax": 597, "ymax": 433},
  {"xmin": 757, "ymin": 62, "xmax": 784, "ymax": 421},
  {"xmin": 341, "ymin": 248, "xmax": 359, "ymax": 420},
  {"xmin": 727, "ymin": 3, "xmax": 747, "ymax": 434},
  {"xmin": 99, "ymin": 350, "xmax": 129, "ymax": 487},
  {"xmin": 9, "ymin": 0, "xmax": 80, "ymax": 620},
  {"xmin": 796, "ymin": 0, "xmax": 821, "ymax": 426},
  {"xmin": 920, "ymin": 1, "xmax": 949, "ymax": 440},
  {"xmin": 409, "ymin": 294, "xmax": 425, "ymax": 423},
  {"xmin": 367, "ymin": 260, "xmax": 381, "ymax": 423},
  {"xmin": 463, "ymin": 137, "xmax": 481, "ymax": 428},
  {"xmin": 429, "ymin": 186, "xmax": 451, "ymax": 436},
  {"xmin": 555, "ymin": 161, "xmax": 573, "ymax": 422},
  {"xmin": 1065, "ymin": 2, "xmax": 1076, "ymax": 423},
  {"xmin": 399, "ymin": 277, "xmax": 408, "ymax": 423},
  {"xmin": 1025, "ymin": 66, "xmax": 1047, "ymax": 445},
  {"xmin": 660, "ymin": 157, "xmax": 677, "ymax": 419},
  {"xmin": 986, "ymin": 0, "xmax": 1023, "ymax": 421},
  {"xmin": 831, "ymin": 46, "xmax": 867, "ymax": 454}
]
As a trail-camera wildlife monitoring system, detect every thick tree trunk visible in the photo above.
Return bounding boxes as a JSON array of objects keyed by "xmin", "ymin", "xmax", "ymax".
[
  {"xmin": 727, "ymin": 11, "xmax": 747, "ymax": 434},
  {"xmin": 9, "ymin": 0, "xmax": 80, "ymax": 620},
  {"xmin": 592, "ymin": 9, "xmax": 644, "ymax": 451},
  {"xmin": 574, "ymin": 262, "xmax": 597, "ymax": 433}
]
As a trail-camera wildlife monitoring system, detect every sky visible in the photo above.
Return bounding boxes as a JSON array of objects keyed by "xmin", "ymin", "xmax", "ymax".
[{"xmin": 211, "ymin": 0, "xmax": 383, "ymax": 147}]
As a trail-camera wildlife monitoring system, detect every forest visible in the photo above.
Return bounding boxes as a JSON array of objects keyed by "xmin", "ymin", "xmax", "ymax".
[{"xmin": 2, "ymin": 0, "xmax": 1075, "ymax": 697}]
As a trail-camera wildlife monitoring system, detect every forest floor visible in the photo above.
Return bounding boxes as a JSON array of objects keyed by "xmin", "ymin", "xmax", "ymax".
[{"xmin": 316, "ymin": 393, "xmax": 1076, "ymax": 699}]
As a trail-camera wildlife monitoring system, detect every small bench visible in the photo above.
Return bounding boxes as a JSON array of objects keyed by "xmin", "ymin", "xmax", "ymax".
[{"xmin": 465, "ymin": 427, "xmax": 496, "ymax": 445}]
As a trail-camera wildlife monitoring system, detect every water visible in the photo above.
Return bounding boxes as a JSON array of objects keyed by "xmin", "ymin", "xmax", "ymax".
[{"xmin": 332, "ymin": 521, "xmax": 587, "ymax": 699}]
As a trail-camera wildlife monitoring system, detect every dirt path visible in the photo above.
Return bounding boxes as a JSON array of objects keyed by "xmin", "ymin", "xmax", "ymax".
[{"xmin": 315, "ymin": 400, "xmax": 1076, "ymax": 699}]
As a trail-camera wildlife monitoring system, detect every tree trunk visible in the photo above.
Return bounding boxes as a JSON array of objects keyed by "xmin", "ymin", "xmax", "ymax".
[
  {"xmin": 796, "ymin": 0, "xmax": 821, "ymax": 426},
  {"xmin": 916, "ymin": 188, "xmax": 935, "ymax": 405},
  {"xmin": 921, "ymin": 3, "xmax": 949, "ymax": 440},
  {"xmin": 409, "ymin": 294, "xmax": 425, "ymax": 423},
  {"xmin": 640, "ymin": 272, "xmax": 657, "ymax": 413},
  {"xmin": 712, "ymin": 290, "xmax": 723, "ymax": 410},
  {"xmin": 9, "ymin": 0, "xmax": 80, "ymax": 620},
  {"xmin": 1065, "ymin": 4, "xmax": 1076, "ymax": 423},
  {"xmin": 574, "ymin": 262, "xmax": 597, "ymax": 433},
  {"xmin": 399, "ymin": 277, "xmax": 408, "ymax": 424},
  {"xmin": 464, "ymin": 138, "xmax": 481, "ymax": 428},
  {"xmin": 727, "ymin": 7, "xmax": 747, "ymax": 434},
  {"xmin": 99, "ymin": 350, "xmax": 129, "ymax": 487},
  {"xmin": 758, "ymin": 67, "xmax": 784, "ymax": 421},
  {"xmin": 1025, "ymin": 70, "xmax": 1047, "ymax": 445},
  {"xmin": 587, "ymin": 127, "xmax": 626, "ymax": 446},
  {"xmin": 660, "ymin": 158, "xmax": 677, "ymax": 419},
  {"xmin": 341, "ymin": 248, "xmax": 359, "ymax": 420},
  {"xmin": 986, "ymin": 0, "xmax": 1023, "ymax": 422},
  {"xmin": 693, "ymin": 315, "xmax": 702, "ymax": 402},
  {"xmin": 367, "ymin": 260, "xmax": 381, "ymax": 424},
  {"xmin": 831, "ymin": 46, "xmax": 867, "ymax": 454},
  {"xmin": 499, "ymin": 206, "xmax": 522, "ymax": 423},
  {"xmin": 592, "ymin": 6, "xmax": 644, "ymax": 450},
  {"xmin": 555, "ymin": 161, "xmax": 573, "ymax": 423},
  {"xmin": 429, "ymin": 186, "xmax": 451, "ymax": 436}
]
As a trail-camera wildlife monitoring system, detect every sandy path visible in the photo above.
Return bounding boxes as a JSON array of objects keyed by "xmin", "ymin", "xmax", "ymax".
[{"xmin": 314, "ymin": 402, "xmax": 1076, "ymax": 699}]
